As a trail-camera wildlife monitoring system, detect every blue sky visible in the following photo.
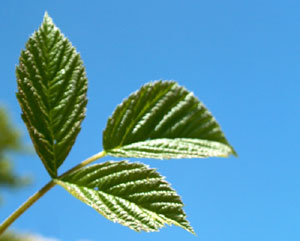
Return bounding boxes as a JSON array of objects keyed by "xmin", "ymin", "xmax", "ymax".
[{"xmin": 1, "ymin": 1, "xmax": 300, "ymax": 241}]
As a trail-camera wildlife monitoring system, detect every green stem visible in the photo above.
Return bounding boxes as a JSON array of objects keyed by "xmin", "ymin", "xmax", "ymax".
[
  {"xmin": 0, "ymin": 180, "xmax": 55, "ymax": 235},
  {"xmin": 0, "ymin": 151, "xmax": 106, "ymax": 235},
  {"xmin": 59, "ymin": 151, "xmax": 106, "ymax": 179}
]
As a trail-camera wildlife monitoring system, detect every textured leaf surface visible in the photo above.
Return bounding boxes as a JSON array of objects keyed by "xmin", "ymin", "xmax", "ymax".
[
  {"xmin": 56, "ymin": 161, "xmax": 194, "ymax": 233},
  {"xmin": 16, "ymin": 13, "xmax": 88, "ymax": 177},
  {"xmin": 103, "ymin": 81, "xmax": 236, "ymax": 159},
  {"xmin": 107, "ymin": 138, "xmax": 233, "ymax": 159}
]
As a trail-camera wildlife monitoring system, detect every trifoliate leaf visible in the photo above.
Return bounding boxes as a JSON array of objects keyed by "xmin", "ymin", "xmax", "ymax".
[
  {"xmin": 16, "ymin": 12, "xmax": 88, "ymax": 177},
  {"xmin": 103, "ymin": 81, "xmax": 236, "ymax": 159},
  {"xmin": 55, "ymin": 161, "xmax": 194, "ymax": 233}
]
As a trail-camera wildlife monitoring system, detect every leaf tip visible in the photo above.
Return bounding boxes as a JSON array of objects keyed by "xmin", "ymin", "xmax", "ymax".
[
  {"xmin": 229, "ymin": 146, "xmax": 238, "ymax": 157},
  {"xmin": 188, "ymin": 227, "xmax": 196, "ymax": 236},
  {"xmin": 43, "ymin": 11, "xmax": 53, "ymax": 25}
]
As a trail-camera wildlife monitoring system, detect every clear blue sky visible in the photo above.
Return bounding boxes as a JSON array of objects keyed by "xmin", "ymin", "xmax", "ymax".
[{"xmin": 1, "ymin": 1, "xmax": 300, "ymax": 241}]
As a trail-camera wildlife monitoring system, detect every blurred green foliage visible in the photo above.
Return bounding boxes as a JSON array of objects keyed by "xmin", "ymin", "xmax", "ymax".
[
  {"xmin": 0, "ymin": 106, "xmax": 30, "ymax": 203},
  {"xmin": 0, "ymin": 232, "xmax": 31, "ymax": 241},
  {"xmin": 0, "ymin": 106, "xmax": 32, "ymax": 240}
]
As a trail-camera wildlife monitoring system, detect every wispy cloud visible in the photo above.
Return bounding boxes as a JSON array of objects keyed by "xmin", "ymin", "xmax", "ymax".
[
  {"xmin": 24, "ymin": 233, "xmax": 60, "ymax": 241},
  {"xmin": 25, "ymin": 234, "xmax": 94, "ymax": 241},
  {"xmin": 10, "ymin": 230, "xmax": 94, "ymax": 241}
]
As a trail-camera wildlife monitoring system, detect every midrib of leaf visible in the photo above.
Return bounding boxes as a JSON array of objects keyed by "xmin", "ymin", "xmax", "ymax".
[
  {"xmin": 37, "ymin": 15, "xmax": 58, "ymax": 172},
  {"xmin": 108, "ymin": 138, "xmax": 232, "ymax": 159},
  {"xmin": 22, "ymin": 18, "xmax": 58, "ymax": 175}
]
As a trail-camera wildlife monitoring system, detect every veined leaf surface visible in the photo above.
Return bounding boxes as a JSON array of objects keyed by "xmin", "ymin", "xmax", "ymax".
[
  {"xmin": 103, "ymin": 81, "xmax": 236, "ymax": 159},
  {"xmin": 56, "ymin": 161, "xmax": 194, "ymax": 233},
  {"xmin": 16, "ymin": 13, "xmax": 88, "ymax": 177}
]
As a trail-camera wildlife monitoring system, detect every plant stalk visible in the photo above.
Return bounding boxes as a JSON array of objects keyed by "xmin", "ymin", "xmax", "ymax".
[
  {"xmin": 0, "ymin": 180, "xmax": 55, "ymax": 235},
  {"xmin": 0, "ymin": 151, "xmax": 106, "ymax": 235},
  {"xmin": 59, "ymin": 151, "xmax": 106, "ymax": 179}
]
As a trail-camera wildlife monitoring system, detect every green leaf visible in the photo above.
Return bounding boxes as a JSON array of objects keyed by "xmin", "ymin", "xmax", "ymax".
[
  {"xmin": 16, "ymin": 12, "xmax": 88, "ymax": 177},
  {"xmin": 103, "ymin": 81, "xmax": 236, "ymax": 159},
  {"xmin": 55, "ymin": 161, "xmax": 194, "ymax": 233}
]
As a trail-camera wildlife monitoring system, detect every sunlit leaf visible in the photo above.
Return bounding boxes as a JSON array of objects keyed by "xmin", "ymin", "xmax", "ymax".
[
  {"xmin": 16, "ymin": 12, "xmax": 88, "ymax": 177},
  {"xmin": 103, "ymin": 81, "xmax": 236, "ymax": 159},
  {"xmin": 56, "ymin": 161, "xmax": 194, "ymax": 233}
]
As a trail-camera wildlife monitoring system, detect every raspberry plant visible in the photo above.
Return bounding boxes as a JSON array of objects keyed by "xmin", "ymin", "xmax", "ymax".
[{"xmin": 0, "ymin": 12, "xmax": 236, "ymax": 237}]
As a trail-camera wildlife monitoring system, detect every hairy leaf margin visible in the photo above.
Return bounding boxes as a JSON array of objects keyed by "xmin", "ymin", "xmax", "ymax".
[
  {"xmin": 16, "ymin": 12, "xmax": 88, "ymax": 177},
  {"xmin": 103, "ymin": 81, "xmax": 236, "ymax": 159},
  {"xmin": 55, "ymin": 161, "xmax": 195, "ymax": 233}
]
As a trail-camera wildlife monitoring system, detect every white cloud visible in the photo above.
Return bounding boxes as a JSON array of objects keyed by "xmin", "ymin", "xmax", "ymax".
[
  {"xmin": 10, "ymin": 230, "xmax": 94, "ymax": 241},
  {"xmin": 24, "ymin": 234, "xmax": 94, "ymax": 241},
  {"xmin": 23, "ymin": 233, "xmax": 60, "ymax": 241}
]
